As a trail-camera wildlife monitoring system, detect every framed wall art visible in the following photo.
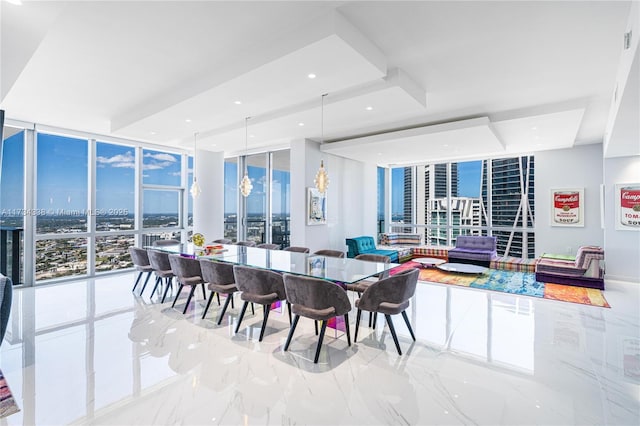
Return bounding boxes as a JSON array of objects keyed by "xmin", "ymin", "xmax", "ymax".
[
  {"xmin": 615, "ymin": 183, "xmax": 640, "ymax": 231},
  {"xmin": 307, "ymin": 187, "xmax": 327, "ymax": 225},
  {"xmin": 550, "ymin": 188, "xmax": 584, "ymax": 227}
]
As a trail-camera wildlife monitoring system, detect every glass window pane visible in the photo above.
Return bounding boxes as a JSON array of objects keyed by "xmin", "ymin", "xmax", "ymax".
[
  {"xmin": 95, "ymin": 234, "xmax": 134, "ymax": 273},
  {"xmin": 142, "ymin": 148, "xmax": 180, "ymax": 186},
  {"xmin": 96, "ymin": 142, "xmax": 134, "ymax": 230},
  {"xmin": 271, "ymin": 150, "xmax": 290, "ymax": 248},
  {"xmin": 143, "ymin": 190, "xmax": 179, "ymax": 228},
  {"xmin": 37, "ymin": 133, "xmax": 88, "ymax": 233},
  {"xmin": 36, "ymin": 237, "xmax": 88, "ymax": 281},
  {"xmin": 1, "ymin": 128, "xmax": 25, "ymax": 284},
  {"xmin": 245, "ymin": 154, "xmax": 267, "ymax": 244},
  {"xmin": 224, "ymin": 158, "xmax": 238, "ymax": 241},
  {"xmin": 377, "ymin": 167, "xmax": 385, "ymax": 234}
]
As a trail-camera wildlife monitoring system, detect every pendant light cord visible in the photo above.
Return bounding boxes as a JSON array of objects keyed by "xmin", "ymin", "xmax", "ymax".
[{"xmin": 193, "ymin": 132, "xmax": 198, "ymax": 181}]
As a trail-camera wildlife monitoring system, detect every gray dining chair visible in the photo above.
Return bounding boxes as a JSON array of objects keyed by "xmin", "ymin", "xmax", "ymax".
[
  {"xmin": 129, "ymin": 247, "xmax": 154, "ymax": 294},
  {"xmin": 283, "ymin": 246, "xmax": 310, "ymax": 253},
  {"xmin": 346, "ymin": 253, "xmax": 391, "ymax": 295},
  {"xmin": 282, "ymin": 273, "xmax": 352, "ymax": 363},
  {"xmin": 257, "ymin": 243, "xmax": 280, "ymax": 250},
  {"xmin": 168, "ymin": 254, "xmax": 207, "ymax": 314},
  {"xmin": 146, "ymin": 249, "xmax": 175, "ymax": 302},
  {"xmin": 235, "ymin": 241, "xmax": 257, "ymax": 247},
  {"xmin": 313, "ymin": 249, "xmax": 345, "ymax": 258},
  {"xmin": 233, "ymin": 265, "xmax": 290, "ymax": 341},
  {"xmin": 354, "ymin": 268, "xmax": 419, "ymax": 355},
  {"xmin": 152, "ymin": 239, "xmax": 181, "ymax": 247},
  {"xmin": 212, "ymin": 238, "xmax": 232, "ymax": 244},
  {"xmin": 199, "ymin": 259, "xmax": 238, "ymax": 324}
]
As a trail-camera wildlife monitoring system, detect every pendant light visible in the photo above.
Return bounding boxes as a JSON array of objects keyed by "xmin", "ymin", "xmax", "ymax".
[
  {"xmin": 240, "ymin": 116, "xmax": 253, "ymax": 197},
  {"xmin": 190, "ymin": 132, "xmax": 201, "ymax": 199},
  {"xmin": 314, "ymin": 93, "xmax": 329, "ymax": 194}
]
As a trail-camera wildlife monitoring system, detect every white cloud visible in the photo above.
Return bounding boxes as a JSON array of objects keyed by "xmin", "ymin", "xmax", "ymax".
[
  {"xmin": 143, "ymin": 161, "xmax": 175, "ymax": 171},
  {"xmin": 170, "ymin": 172, "xmax": 181, "ymax": 176},
  {"xmin": 96, "ymin": 152, "xmax": 135, "ymax": 169},
  {"xmin": 144, "ymin": 152, "xmax": 177, "ymax": 163}
]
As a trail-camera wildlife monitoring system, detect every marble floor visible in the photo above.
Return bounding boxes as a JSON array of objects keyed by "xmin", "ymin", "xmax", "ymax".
[{"xmin": 0, "ymin": 272, "xmax": 638, "ymax": 425}]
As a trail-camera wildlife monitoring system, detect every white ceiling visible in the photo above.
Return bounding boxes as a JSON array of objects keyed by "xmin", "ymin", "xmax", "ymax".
[{"xmin": 0, "ymin": 1, "xmax": 635, "ymax": 165}]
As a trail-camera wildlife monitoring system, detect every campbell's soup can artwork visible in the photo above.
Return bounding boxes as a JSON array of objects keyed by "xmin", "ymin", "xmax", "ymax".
[
  {"xmin": 553, "ymin": 191, "xmax": 580, "ymax": 224},
  {"xmin": 620, "ymin": 186, "xmax": 640, "ymax": 227}
]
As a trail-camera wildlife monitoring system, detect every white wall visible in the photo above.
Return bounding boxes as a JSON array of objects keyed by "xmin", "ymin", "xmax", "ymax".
[
  {"xmin": 603, "ymin": 156, "xmax": 640, "ymax": 282},
  {"xmin": 534, "ymin": 144, "xmax": 604, "ymax": 256},
  {"xmin": 290, "ymin": 139, "xmax": 377, "ymax": 253},
  {"xmin": 193, "ymin": 149, "xmax": 224, "ymax": 241}
]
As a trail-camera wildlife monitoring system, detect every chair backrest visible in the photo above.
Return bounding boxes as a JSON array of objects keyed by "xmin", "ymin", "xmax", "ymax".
[
  {"xmin": 168, "ymin": 254, "xmax": 203, "ymax": 283},
  {"xmin": 283, "ymin": 246, "xmax": 310, "ymax": 253},
  {"xmin": 257, "ymin": 243, "xmax": 280, "ymax": 250},
  {"xmin": 233, "ymin": 265, "xmax": 286, "ymax": 300},
  {"xmin": 574, "ymin": 245, "xmax": 604, "ymax": 269},
  {"xmin": 212, "ymin": 238, "xmax": 232, "ymax": 244},
  {"xmin": 357, "ymin": 268, "xmax": 419, "ymax": 312},
  {"xmin": 235, "ymin": 241, "xmax": 257, "ymax": 247},
  {"xmin": 152, "ymin": 239, "xmax": 181, "ymax": 247},
  {"xmin": 147, "ymin": 249, "xmax": 172, "ymax": 272},
  {"xmin": 129, "ymin": 246, "xmax": 150, "ymax": 267},
  {"xmin": 314, "ymin": 249, "xmax": 345, "ymax": 258},
  {"xmin": 454, "ymin": 235, "xmax": 496, "ymax": 251},
  {"xmin": 282, "ymin": 273, "xmax": 351, "ymax": 317},
  {"xmin": 345, "ymin": 236, "xmax": 376, "ymax": 258},
  {"xmin": 355, "ymin": 253, "xmax": 391, "ymax": 279},
  {"xmin": 199, "ymin": 259, "xmax": 235, "ymax": 285}
]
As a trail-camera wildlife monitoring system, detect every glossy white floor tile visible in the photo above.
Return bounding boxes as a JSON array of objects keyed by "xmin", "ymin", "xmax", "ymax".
[{"xmin": 0, "ymin": 273, "xmax": 639, "ymax": 425}]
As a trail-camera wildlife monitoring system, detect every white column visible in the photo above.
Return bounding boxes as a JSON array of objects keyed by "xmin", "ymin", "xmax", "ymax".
[{"xmin": 193, "ymin": 150, "xmax": 224, "ymax": 243}]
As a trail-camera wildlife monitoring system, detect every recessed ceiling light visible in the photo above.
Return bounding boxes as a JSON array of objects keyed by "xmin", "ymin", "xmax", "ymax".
[
  {"xmin": 211, "ymin": 144, "xmax": 217, "ymax": 147},
  {"xmin": 185, "ymin": 119, "xmax": 192, "ymax": 123},
  {"xmin": 366, "ymin": 106, "xmax": 373, "ymax": 111},
  {"xmin": 5, "ymin": 0, "xmax": 22, "ymax": 5},
  {"xmin": 307, "ymin": 73, "xmax": 316, "ymax": 79},
  {"xmin": 150, "ymin": 131, "xmax": 156, "ymax": 135},
  {"xmin": 249, "ymin": 134, "xmax": 255, "ymax": 138},
  {"xmin": 298, "ymin": 122, "xmax": 305, "ymax": 126},
  {"xmin": 234, "ymin": 100, "xmax": 242, "ymax": 105},
  {"xmin": 532, "ymin": 126, "xmax": 538, "ymax": 130},
  {"xmin": 443, "ymin": 144, "xmax": 449, "ymax": 147}
]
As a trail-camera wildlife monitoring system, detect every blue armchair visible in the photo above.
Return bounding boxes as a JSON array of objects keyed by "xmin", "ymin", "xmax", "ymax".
[{"xmin": 345, "ymin": 236, "xmax": 399, "ymax": 263}]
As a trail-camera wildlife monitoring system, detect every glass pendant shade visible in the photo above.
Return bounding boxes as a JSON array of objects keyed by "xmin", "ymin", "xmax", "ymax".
[
  {"xmin": 240, "ymin": 173, "xmax": 253, "ymax": 197},
  {"xmin": 314, "ymin": 160, "xmax": 329, "ymax": 194},
  {"xmin": 190, "ymin": 179, "xmax": 201, "ymax": 198}
]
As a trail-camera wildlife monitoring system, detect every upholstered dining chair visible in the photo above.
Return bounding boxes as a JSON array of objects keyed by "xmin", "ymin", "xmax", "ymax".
[
  {"xmin": 233, "ymin": 265, "xmax": 290, "ymax": 341},
  {"xmin": 257, "ymin": 243, "xmax": 280, "ymax": 250},
  {"xmin": 129, "ymin": 247, "xmax": 154, "ymax": 294},
  {"xmin": 212, "ymin": 238, "xmax": 232, "ymax": 244},
  {"xmin": 354, "ymin": 268, "xmax": 419, "ymax": 355},
  {"xmin": 146, "ymin": 249, "xmax": 175, "ymax": 302},
  {"xmin": 152, "ymin": 239, "xmax": 181, "ymax": 247},
  {"xmin": 235, "ymin": 240, "xmax": 257, "ymax": 247},
  {"xmin": 283, "ymin": 246, "xmax": 310, "ymax": 253},
  {"xmin": 346, "ymin": 253, "xmax": 391, "ymax": 295},
  {"xmin": 168, "ymin": 254, "xmax": 207, "ymax": 315},
  {"xmin": 199, "ymin": 259, "xmax": 238, "ymax": 324},
  {"xmin": 313, "ymin": 249, "xmax": 345, "ymax": 258},
  {"xmin": 282, "ymin": 274, "xmax": 352, "ymax": 363}
]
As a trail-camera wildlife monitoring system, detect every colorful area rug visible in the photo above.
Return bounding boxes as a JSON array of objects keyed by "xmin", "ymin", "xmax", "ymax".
[
  {"xmin": 391, "ymin": 261, "xmax": 610, "ymax": 308},
  {"xmin": 0, "ymin": 369, "xmax": 19, "ymax": 418}
]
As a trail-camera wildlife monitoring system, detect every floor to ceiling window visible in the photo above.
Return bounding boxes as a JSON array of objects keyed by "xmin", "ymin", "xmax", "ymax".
[
  {"xmin": 223, "ymin": 158, "xmax": 238, "ymax": 241},
  {"xmin": 385, "ymin": 155, "xmax": 535, "ymax": 258},
  {"xmin": 0, "ymin": 127, "xmax": 25, "ymax": 284},
  {"xmin": 271, "ymin": 150, "xmax": 290, "ymax": 248}
]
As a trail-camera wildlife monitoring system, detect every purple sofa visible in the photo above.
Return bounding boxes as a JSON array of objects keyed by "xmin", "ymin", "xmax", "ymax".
[{"xmin": 448, "ymin": 236, "xmax": 498, "ymax": 267}]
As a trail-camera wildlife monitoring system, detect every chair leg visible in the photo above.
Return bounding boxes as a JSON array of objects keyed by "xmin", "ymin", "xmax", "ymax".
[
  {"xmin": 182, "ymin": 285, "xmax": 197, "ymax": 314},
  {"xmin": 217, "ymin": 293, "xmax": 221, "ymax": 306},
  {"xmin": 284, "ymin": 314, "xmax": 300, "ymax": 351},
  {"xmin": 373, "ymin": 312, "xmax": 378, "ymax": 329},
  {"xmin": 230, "ymin": 295, "xmax": 234, "ymax": 309},
  {"xmin": 140, "ymin": 273, "xmax": 153, "ymax": 295},
  {"xmin": 150, "ymin": 276, "xmax": 161, "ymax": 298},
  {"xmin": 314, "ymin": 320, "xmax": 328, "ymax": 363},
  {"xmin": 401, "ymin": 311, "xmax": 416, "ymax": 341},
  {"xmin": 171, "ymin": 283, "xmax": 184, "ymax": 308},
  {"xmin": 258, "ymin": 304, "xmax": 271, "ymax": 342},
  {"xmin": 235, "ymin": 301, "xmax": 249, "ymax": 334},
  {"xmin": 314, "ymin": 320, "xmax": 318, "ymax": 336},
  {"xmin": 287, "ymin": 301, "xmax": 292, "ymax": 325},
  {"xmin": 251, "ymin": 303, "xmax": 255, "ymax": 315},
  {"xmin": 161, "ymin": 277, "xmax": 172, "ymax": 303},
  {"xmin": 132, "ymin": 271, "xmax": 143, "ymax": 292},
  {"xmin": 354, "ymin": 309, "xmax": 362, "ymax": 342},
  {"xmin": 216, "ymin": 293, "xmax": 234, "ymax": 325},
  {"xmin": 202, "ymin": 291, "xmax": 216, "ymax": 319},
  {"xmin": 201, "ymin": 283, "xmax": 207, "ymax": 299},
  {"xmin": 344, "ymin": 313, "xmax": 351, "ymax": 346},
  {"xmin": 385, "ymin": 314, "xmax": 402, "ymax": 355}
]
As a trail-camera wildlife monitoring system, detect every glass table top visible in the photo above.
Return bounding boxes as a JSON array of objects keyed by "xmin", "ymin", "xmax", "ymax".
[{"xmin": 146, "ymin": 244, "xmax": 397, "ymax": 284}]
